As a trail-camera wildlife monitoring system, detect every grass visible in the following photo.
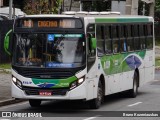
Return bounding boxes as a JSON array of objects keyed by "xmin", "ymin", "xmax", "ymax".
[
  {"xmin": 155, "ymin": 57, "xmax": 160, "ymax": 67},
  {"xmin": 155, "ymin": 38, "xmax": 160, "ymax": 46},
  {"xmin": 0, "ymin": 63, "xmax": 11, "ymax": 69}
]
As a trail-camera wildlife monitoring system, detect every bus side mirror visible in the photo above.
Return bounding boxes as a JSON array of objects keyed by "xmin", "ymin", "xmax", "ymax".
[
  {"xmin": 4, "ymin": 29, "xmax": 12, "ymax": 56},
  {"xmin": 91, "ymin": 38, "xmax": 96, "ymax": 49}
]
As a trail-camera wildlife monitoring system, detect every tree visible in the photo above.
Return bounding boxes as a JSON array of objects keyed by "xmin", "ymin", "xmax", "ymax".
[
  {"xmin": 155, "ymin": 0, "xmax": 160, "ymax": 20},
  {"xmin": 23, "ymin": 0, "xmax": 62, "ymax": 14},
  {"xmin": 82, "ymin": 1, "xmax": 111, "ymax": 12}
]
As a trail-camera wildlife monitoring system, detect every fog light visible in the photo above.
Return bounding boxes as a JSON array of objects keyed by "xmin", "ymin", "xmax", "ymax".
[
  {"xmin": 17, "ymin": 80, "xmax": 22, "ymax": 89},
  {"xmin": 70, "ymin": 76, "xmax": 85, "ymax": 90},
  {"xmin": 70, "ymin": 81, "xmax": 77, "ymax": 90}
]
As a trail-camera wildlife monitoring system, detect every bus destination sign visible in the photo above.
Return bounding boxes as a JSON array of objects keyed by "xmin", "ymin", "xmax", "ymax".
[{"xmin": 21, "ymin": 19, "xmax": 78, "ymax": 28}]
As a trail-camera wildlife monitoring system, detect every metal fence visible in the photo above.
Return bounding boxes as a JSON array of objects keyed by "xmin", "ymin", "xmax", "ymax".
[{"xmin": 0, "ymin": 20, "xmax": 13, "ymax": 64}]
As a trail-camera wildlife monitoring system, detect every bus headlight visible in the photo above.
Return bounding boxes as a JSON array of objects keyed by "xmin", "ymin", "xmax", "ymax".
[
  {"xmin": 78, "ymin": 77, "xmax": 85, "ymax": 84},
  {"xmin": 12, "ymin": 77, "xmax": 17, "ymax": 83},
  {"xmin": 12, "ymin": 76, "xmax": 23, "ymax": 89},
  {"xmin": 70, "ymin": 76, "xmax": 85, "ymax": 90}
]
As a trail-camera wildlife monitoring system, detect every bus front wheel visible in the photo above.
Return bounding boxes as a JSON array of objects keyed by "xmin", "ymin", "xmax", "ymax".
[
  {"xmin": 29, "ymin": 99, "xmax": 41, "ymax": 107},
  {"xmin": 89, "ymin": 81, "xmax": 103, "ymax": 109}
]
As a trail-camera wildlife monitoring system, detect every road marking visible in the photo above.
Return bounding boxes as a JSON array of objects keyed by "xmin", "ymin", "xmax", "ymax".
[
  {"xmin": 83, "ymin": 115, "xmax": 101, "ymax": 120},
  {"xmin": 128, "ymin": 102, "xmax": 142, "ymax": 107}
]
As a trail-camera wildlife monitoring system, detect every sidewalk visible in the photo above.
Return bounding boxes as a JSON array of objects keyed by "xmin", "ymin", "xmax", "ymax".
[{"xmin": 0, "ymin": 69, "xmax": 25, "ymax": 107}]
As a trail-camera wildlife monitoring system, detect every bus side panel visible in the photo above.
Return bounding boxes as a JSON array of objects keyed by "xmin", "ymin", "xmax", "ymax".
[
  {"xmin": 139, "ymin": 68, "xmax": 145, "ymax": 86},
  {"xmin": 86, "ymin": 79, "xmax": 94, "ymax": 100},
  {"xmin": 121, "ymin": 71, "xmax": 134, "ymax": 91},
  {"xmin": 141, "ymin": 50, "xmax": 154, "ymax": 86}
]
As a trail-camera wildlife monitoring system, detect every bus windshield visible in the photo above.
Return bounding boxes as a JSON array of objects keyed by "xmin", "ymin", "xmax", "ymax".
[{"xmin": 13, "ymin": 33, "xmax": 86, "ymax": 68}]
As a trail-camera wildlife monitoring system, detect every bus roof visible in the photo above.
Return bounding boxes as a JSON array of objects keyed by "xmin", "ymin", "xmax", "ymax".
[{"xmin": 19, "ymin": 14, "xmax": 154, "ymax": 22}]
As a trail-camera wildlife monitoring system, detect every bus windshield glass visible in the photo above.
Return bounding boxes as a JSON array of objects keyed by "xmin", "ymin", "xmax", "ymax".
[{"xmin": 13, "ymin": 33, "xmax": 86, "ymax": 68}]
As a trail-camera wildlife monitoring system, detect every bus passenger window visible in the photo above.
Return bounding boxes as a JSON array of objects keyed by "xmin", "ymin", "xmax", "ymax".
[
  {"xmin": 146, "ymin": 24, "xmax": 153, "ymax": 49},
  {"xmin": 121, "ymin": 40, "xmax": 127, "ymax": 52},
  {"xmin": 104, "ymin": 26, "xmax": 112, "ymax": 54},
  {"xmin": 112, "ymin": 25, "xmax": 119, "ymax": 53},
  {"xmin": 96, "ymin": 25, "xmax": 105, "ymax": 56},
  {"xmin": 126, "ymin": 25, "xmax": 134, "ymax": 52},
  {"xmin": 134, "ymin": 25, "xmax": 141, "ymax": 51},
  {"xmin": 139, "ymin": 24, "xmax": 146, "ymax": 49},
  {"xmin": 113, "ymin": 40, "xmax": 119, "ymax": 53}
]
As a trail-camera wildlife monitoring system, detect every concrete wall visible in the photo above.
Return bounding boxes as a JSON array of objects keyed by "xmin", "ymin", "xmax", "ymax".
[
  {"xmin": 63, "ymin": 0, "xmax": 80, "ymax": 11},
  {"xmin": 111, "ymin": 1, "xmax": 126, "ymax": 15}
]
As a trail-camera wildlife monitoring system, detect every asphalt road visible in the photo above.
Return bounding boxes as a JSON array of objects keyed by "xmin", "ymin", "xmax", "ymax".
[{"xmin": 0, "ymin": 71, "xmax": 160, "ymax": 120}]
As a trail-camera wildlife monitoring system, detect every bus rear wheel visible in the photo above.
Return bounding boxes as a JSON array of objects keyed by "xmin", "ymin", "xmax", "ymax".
[
  {"xmin": 89, "ymin": 81, "xmax": 103, "ymax": 109},
  {"xmin": 128, "ymin": 72, "xmax": 138, "ymax": 98},
  {"xmin": 29, "ymin": 99, "xmax": 41, "ymax": 107}
]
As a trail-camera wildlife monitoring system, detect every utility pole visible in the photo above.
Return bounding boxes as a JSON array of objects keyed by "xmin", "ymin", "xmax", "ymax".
[
  {"xmin": 79, "ymin": 0, "xmax": 82, "ymax": 11},
  {"xmin": 0, "ymin": 0, "xmax": 3, "ymax": 7},
  {"xmin": 9, "ymin": 0, "xmax": 13, "ymax": 19}
]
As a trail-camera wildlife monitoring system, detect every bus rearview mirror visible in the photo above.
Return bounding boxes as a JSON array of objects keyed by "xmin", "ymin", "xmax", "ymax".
[{"xmin": 4, "ymin": 29, "xmax": 12, "ymax": 56}]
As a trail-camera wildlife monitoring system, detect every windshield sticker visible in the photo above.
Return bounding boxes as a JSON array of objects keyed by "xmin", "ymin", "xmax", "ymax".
[
  {"xmin": 47, "ymin": 34, "xmax": 55, "ymax": 41},
  {"xmin": 54, "ymin": 34, "xmax": 82, "ymax": 38},
  {"xmin": 46, "ymin": 62, "xmax": 74, "ymax": 68}
]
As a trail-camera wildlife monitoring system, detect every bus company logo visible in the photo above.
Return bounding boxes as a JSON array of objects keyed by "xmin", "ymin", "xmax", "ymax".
[
  {"xmin": 39, "ymin": 82, "xmax": 48, "ymax": 88},
  {"xmin": 2, "ymin": 112, "xmax": 11, "ymax": 117}
]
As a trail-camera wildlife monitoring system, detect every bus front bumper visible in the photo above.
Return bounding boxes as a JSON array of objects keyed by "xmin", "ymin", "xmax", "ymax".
[{"xmin": 11, "ymin": 81, "xmax": 87, "ymax": 100}]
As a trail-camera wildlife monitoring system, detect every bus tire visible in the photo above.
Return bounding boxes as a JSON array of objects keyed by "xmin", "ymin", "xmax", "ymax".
[
  {"xmin": 29, "ymin": 99, "xmax": 41, "ymax": 107},
  {"xmin": 128, "ymin": 72, "xmax": 138, "ymax": 98},
  {"xmin": 89, "ymin": 81, "xmax": 103, "ymax": 109}
]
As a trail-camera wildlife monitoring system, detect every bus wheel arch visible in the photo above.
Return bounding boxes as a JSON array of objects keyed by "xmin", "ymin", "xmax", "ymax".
[{"xmin": 89, "ymin": 74, "xmax": 105, "ymax": 109}]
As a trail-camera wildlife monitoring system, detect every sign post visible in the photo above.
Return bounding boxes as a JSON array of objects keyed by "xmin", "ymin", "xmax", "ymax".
[{"xmin": 9, "ymin": 0, "xmax": 13, "ymax": 20}]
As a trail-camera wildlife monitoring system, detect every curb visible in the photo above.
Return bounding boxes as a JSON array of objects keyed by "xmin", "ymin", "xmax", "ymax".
[
  {"xmin": 3, "ymin": 69, "xmax": 11, "ymax": 73},
  {"xmin": 0, "ymin": 68, "xmax": 11, "ymax": 73},
  {"xmin": 0, "ymin": 98, "xmax": 27, "ymax": 107}
]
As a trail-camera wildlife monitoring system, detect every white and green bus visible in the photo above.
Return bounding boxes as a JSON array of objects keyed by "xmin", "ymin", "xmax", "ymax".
[{"xmin": 4, "ymin": 12, "xmax": 154, "ymax": 108}]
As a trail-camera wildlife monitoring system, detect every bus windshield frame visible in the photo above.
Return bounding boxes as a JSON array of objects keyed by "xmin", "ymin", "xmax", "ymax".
[{"xmin": 12, "ymin": 17, "xmax": 86, "ymax": 69}]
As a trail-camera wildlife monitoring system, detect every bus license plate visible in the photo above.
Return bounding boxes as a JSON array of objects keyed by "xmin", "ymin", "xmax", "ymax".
[{"xmin": 39, "ymin": 91, "xmax": 52, "ymax": 96}]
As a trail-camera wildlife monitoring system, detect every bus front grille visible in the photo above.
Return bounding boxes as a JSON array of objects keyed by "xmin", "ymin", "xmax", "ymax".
[
  {"xmin": 12, "ymin": 66, "xmax": 73, "ymax": 79},
  {"xmin": 23, "ymin": 87, "xmax": 69, "ymax": 96}
]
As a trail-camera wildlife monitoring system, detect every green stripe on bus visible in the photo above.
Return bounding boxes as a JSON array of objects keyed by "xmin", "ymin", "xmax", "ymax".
[
  {"xmin": 100, "ymin": 51, "xmax": 146, "ymax": 75},
  {"xmin": 95, "ymin": 18, "xmax": 149, "ymax": 23},
  {"xmin": 32, "ymin": 76, "xmax": 77, "ymax": 88}
]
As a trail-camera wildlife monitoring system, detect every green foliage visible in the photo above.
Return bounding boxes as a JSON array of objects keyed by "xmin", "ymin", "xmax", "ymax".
[
  {"xmin": 155, "ymin": 0, "xmax": 160, "ymax": 19},
  {"xmin": 156, "ymin": 0, "xmax": 160, "ymax": 12},
  {"xmin": 83, "ymin": 1, "xmax": 111, "ymax": 11},
  {"xmin": 23, "ymin": 0, "xmax": 62, "ymax": 14},
  {"xmin": 0, "ymin": 64, "xmax": 11, "ymax": 69},
  {"xmin": 155, "ymin": 57, "xmax": 160, "ymax": 67}
]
